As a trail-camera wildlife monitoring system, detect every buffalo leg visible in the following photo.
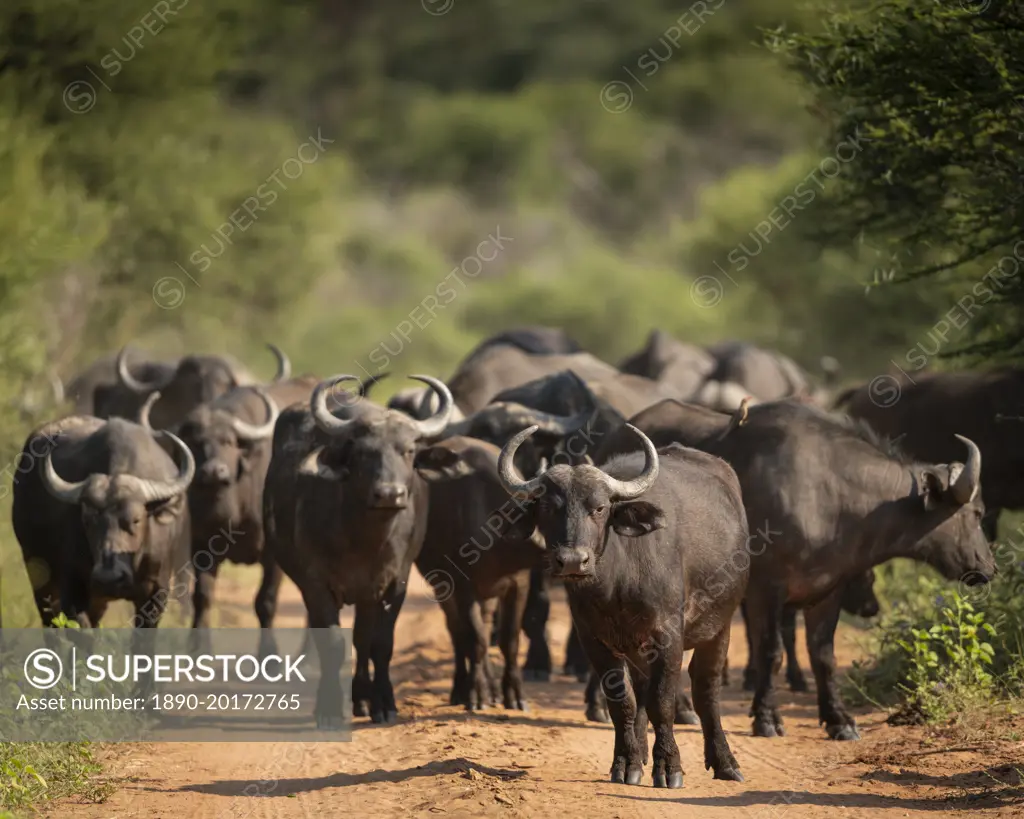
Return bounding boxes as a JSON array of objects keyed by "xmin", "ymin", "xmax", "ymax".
[
  {"xmin": 564, "ymin": 622, "xmax": 590, "ymax": 681},
  {"xmin": 440, "ymin": 596, "xmax": 470, "ymax": 706},
  {"xmin": 498, "ymin": 577, "xmax": 529, "ymax": 711},
  {"xmin": 587, "ymin": 647, "xmax": 644, "ymax": 786},
  {"xmin": 675, "ymin": 651, "xmax": 699, "ymax": 724},
  {"xmin": 690, "ymin": 626, "xmax": 743, "ymax": 781},
  {"xmin": 741, "ymin": 599, "xmax": 757, "ymax": 691},
  {"xmin": 190, "ymin": 555, "xmax": 220, "ymax": 655},
  {"xmin": 804, "ymin": 587, "xmax": 859, "ymax": 740},
  {"xmin": 351, "ymin": 602, "xmax": 375, "ymax": 719},
  {"xmin": 255, "ymin": 550, "xmax": 284, "ymax": 661},
  {"xmin": 465, "ymin": 599, "xmax": 492, "ymax": 710},
  {"xmin": 585, "ymin": 668, "xmax": 610, "ymax": 722},
  {"xmin": 646, "ymin": 648, "xmax": 684, "ymax": 789},
  {"xmin": 747, "ymin": 582, "xmax": 786, "ymax": 738},
  {"xmin": 632, "ymin": 673, "xmax": 650, "ymax": 767},
  {"xmin": 521, "ymin": 566, "xmax": 552, "ymax": 681},
  {"xmin": 480, "ymin": 597, "xmax": 501, "ymax": 705},
  {"xmin": 303, "ymin": 583, "xmax": 344, "ymax": 730},
  {"xmin": 367, "ymin": 583, "xmax": 407, "ymax": 724},
  {"xmin": 782, "ymin": 605, "xmax": 808, "ymax": 692}
]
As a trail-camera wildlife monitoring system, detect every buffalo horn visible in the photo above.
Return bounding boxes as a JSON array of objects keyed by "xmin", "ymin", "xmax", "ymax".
[
  {"xmin": 950, "ymin": 434, "xmax": 982, "ymax": 505},
  {"xmin": 231, "ymin": 388, "xmax": 280, "ymax": 441},
  {"xmin": 267, "ymin": 343, "xmax": 291, "ymax": 382},
  {"xmin": 116, "ymin": 345, "xmax": 167, "ymax": 394},
  {"xmin": 407, "ymin": 375, "xmax": 454, "ymax": 438}
]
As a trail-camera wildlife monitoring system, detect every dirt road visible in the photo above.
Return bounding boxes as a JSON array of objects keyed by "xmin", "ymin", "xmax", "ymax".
[{"xmin": 53, "ymin": 568, "xmax": 1024, "ymax": 818}]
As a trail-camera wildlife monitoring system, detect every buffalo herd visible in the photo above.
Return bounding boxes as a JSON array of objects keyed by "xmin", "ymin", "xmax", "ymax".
[{"xmin": 13, "ymin": 327, "xmax": 1001, "ymax": 788}]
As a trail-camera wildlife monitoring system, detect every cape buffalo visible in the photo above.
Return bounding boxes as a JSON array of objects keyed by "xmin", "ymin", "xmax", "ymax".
[
  {"xmin": 263, "ymin": 374, "xmax": 453, "ymax": 726},
  {"xmin": 98, "ymin": 343, "xmax": 291, "ymax": 428},
  {"xmin": 835, "ymin": 368, "xmax": 1024, "ymax": 541},
  {"xmin": 413, "ymin": 435, "xmax": 548, "ymax": 711},
  {"xmin": 13, "ymin": 417, "xmax": 194, "ymax": 627},
  {"xmin": 66, "ymin": 353, "xmax": 178, "ymax": 417},
  {"xmin": 705, "ymin": 341, "xmax": 811, "ymax": 401},
  {"xmin": 168, "ymin": 376, "xmax": 330, "ymax": 641},
  {"xmin": 445, "ymin": 347, "xmax": 621, "ymax": 415},
  {"xmin": 497, "ymin": 425, "xmax": 749, "ymax": 788},
  {"xmin": 596, "ymin": 398, "xmax": 993, "ymax": 740},
  {"xmin": 387, "ymin": 326, "xmax": 582, "ymax": 419},
  {"xmin": 443, "ymin": 372, "xmax": 623, "ymax": 682},
  {"xmin": 619, "ymin": 329, "xmax": 716, "ymax": 400}
]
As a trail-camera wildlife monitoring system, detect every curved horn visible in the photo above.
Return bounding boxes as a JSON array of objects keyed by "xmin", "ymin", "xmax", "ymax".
[
  {"xmin": 408, "ymin": 375, "xmax": 454, "ymax": 438},
  {"xmin": 138, "ymin": 390, "xmax": 159, "ymax": 430},
  {"xmin": 49, "ymin": 373, "xmax": 64, "ymax": 405},
  {"xmin": 231, "ymin": 388, "xmax": 280, "ymax": 441},
  {"xmin": 359, "ymin": 372, "xmax": 389, "ymax": 398},
  {"xmin": 129, "ymin": 431, "xmax": 196, "ymax": 503},
  {"xmin": 597, "ymin": 424, "xmax": 660, "ymax": 500},
  {"xmin": 310, "ymin": 375, "xmax": 362, "ymax": 434},
  {"xmin": 116, "ymin": 346, "xmax": 163, "ymax": 394},
  {"xmin": 950, "ymin": 434, "xmax": 981, "ymax": 505},
  {"xmin": 498, "ymin": 425, "xmax": 545, "ymax": 498},
  {"xmin": 42, "ymin": 447, "xmax": 89, "ymax": 504},
  {"xmin": 266, "ymin": 343, "xmax": 291, "ymax": 382}
]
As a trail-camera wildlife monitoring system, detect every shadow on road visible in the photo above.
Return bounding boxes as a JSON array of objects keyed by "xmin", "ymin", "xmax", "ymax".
[{"xmin": 170, "ymin": 757, "xmax": 526, "ymax": 797}]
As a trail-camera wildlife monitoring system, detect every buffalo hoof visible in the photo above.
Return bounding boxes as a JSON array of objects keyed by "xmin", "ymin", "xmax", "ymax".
[
  {"xmin": 586, "ymin": 704, "xmax": 610, "ymax": 723},
  {"xmin": 522, "ymin": 669, "xmax": 550, "ymax": 682},
  {"xmin": 625, "ymin": 766, "xmax": 643, "ymax": 786},
  {"xmin": 505, "ymin": 699, "xmax": 529, "ymax": 712},
  {"xmin": 466, "ymin": 701, "xmax": 490, "ymax": 712},
  {"xmin": 753, "ymin": 719, "xmax": 780, "ymax": 738},
  {"xmin": 370, "ymin": 709, "xmax": 398, "ymax": 724},
  {"xmin": 352, "ymin": 700, "xmax": 369, "ymax": 717},
  {"xmin": 674, "ymin": 710, "xmax": 700, "ymax": 726},
  {"xmin": 714, "ymin": 767, "xmax": 744, "ymax": 782},
  {"xmin": 574, "ymin": 670, "xmax": 589, "ymax": 683},
  {"xmin": 653, "ymin": 770, "xmax": 683, "ymax": 788},
  {"xmin": 610, "ymin": 767, "xmax": 625, "ymax": 784},
  {"xmin": 827, "ymin": 724, "xmax": 860, "ymax": 741},
  {"xmin": 316, "ymin": 714, "xmax": 345, "ymax": 731},
  {"xmin": 787, "ymin": 674, "xmax": 809, "ymax": 693}
]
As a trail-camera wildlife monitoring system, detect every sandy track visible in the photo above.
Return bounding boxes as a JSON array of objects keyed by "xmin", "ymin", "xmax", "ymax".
[{"xmin": 50, "ymin": 569, "xmax": 1024, "ymax": 818}]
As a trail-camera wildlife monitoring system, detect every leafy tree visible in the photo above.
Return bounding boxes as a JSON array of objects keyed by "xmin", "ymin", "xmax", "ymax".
[{"xmin": 774, "ymin": 2, "xmax": 1024, "ymax": 359}]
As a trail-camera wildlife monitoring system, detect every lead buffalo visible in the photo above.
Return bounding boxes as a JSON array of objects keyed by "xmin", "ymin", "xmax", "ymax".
[
  {"xmin": 497, "ymin": 424, "xmax": 748, "ymax": 788},
  {"xmin": 596, "ymin": 398, "xmax": 993, "ymax": 740},
  {"xmin": 13, "ymin": 417, "xmax": 194, "ymax": 627},
  {"xmin": 95, "ymin": 343, "xmax": 291, "ymax": 428},
  {"xmin": 835, "ymin": 368, "xmax": 1024, "ymax": 540},
  {"xmin": 263, "ymin": 374, "xmax": 453, "ymax": 726}
]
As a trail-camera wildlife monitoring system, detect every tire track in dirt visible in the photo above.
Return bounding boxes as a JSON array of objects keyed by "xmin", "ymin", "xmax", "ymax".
[{"xmin": 50, "ymin": 568, "xmax": 1021, "ymax": 818}]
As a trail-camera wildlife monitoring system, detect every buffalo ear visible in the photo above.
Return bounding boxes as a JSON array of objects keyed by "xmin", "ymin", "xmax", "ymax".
[
  {"xmin": 414, "ymin": 446, "xmax": 474, "ymax": 482},
  {"xmin": 610, "ymin": 500, "xmax": 666, "ymax": 537},
  {"xmin": 920, "ymin": 468, "xmax": 946, "ymax": 511}
]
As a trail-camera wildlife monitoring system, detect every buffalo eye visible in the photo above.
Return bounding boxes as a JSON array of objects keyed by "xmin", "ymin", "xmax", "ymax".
[{"xmin": 591, "ymin": 505, "xmax": 606, "ymax": 516}]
